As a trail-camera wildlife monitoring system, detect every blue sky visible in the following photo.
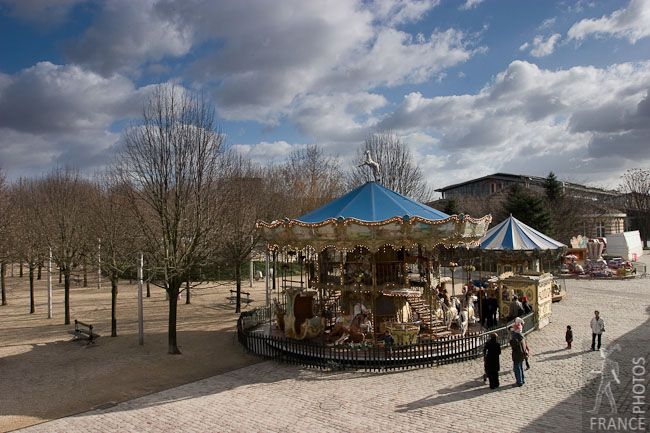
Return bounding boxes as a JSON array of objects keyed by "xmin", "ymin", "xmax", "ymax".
[{"xmin": 1, "ymin": 0, "xmax": 649, "ymax": 193}]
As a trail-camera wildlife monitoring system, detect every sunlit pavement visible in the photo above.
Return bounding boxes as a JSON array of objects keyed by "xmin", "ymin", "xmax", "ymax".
[{"xmin": 17, "ymin": 276, "xmax": 650, "ymax": 433}]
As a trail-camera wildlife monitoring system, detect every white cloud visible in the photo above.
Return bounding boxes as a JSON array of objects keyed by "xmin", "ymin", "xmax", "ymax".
[
  {"xmin": 0, "ymin": 127, "xmax": 121, "ymax": 179},
  {"xmin": 62, "ymin": 0, "xmax": 477, "ymax": 125},
  {"xmin": 376, "ymin": 60, "xmax": 650, "ymax": 189},
  {"xmin": 65, "ymin": 0, "xmax": 194, "ymax": 77},
  {"xmin": 0, "ymin": 62, "xmax": 148, "ymax": 134},
  {"xmin": 289, "ymin": 92, "xmax": 387, "ymax": 142},
  {"xmin": 0, "ymin": 62, "xmax": 163, "ymax": 179},
  {"xmin": 230, "ymin": 140, "xmax": 299, "ymax": 165},
  {"xmin": 539, "ymin": 17, "xmax": 557, "ymax": 30},
  {"xmin": 520, "ymin": 33, "xmax": 562, "ymax": 57},
  {"xmin": 567, "ymin": 0, "xmax": 650, "ymax": 44},
  {"xmin": 371, "ymin": 0, "xmax": 440, "ymax": 26},
  {"xmin": 459, "ymin": 0, "xmax": 485, "ymax": 11}
]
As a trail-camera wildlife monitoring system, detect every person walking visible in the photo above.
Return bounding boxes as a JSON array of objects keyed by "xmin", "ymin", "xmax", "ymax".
[
  {"xmin": 590, "ymin": 310, "xmax": 605, "ymax": 351},
  {"xmin": 510, "ymin": 327, "xmax": 528, "ymax": 386},
  {"xmin": 566, "ymin": 325, "xmax": 573, "ymax": 349},
  {"xmin": 483, "ymin": 333, "xmax": 501, "ymax": 389}
]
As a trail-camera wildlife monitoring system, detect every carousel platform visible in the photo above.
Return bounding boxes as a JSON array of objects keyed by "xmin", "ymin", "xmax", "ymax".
[{"xmin": 243, "ymin": 322, "xmax": 487, "ymax": 368}]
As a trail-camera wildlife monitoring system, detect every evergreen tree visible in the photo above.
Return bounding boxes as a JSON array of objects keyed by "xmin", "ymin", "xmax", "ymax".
[
  {"xmin": 545, "ymin": 171, "xmax": 563, "ymax": 202},
  {"xmin": 443, "ymin": 196, "xmax": 459, "ymax": 215},
  {"xmin": 504, "ymin": 183, "xmax": 554, "ymax": 235}
]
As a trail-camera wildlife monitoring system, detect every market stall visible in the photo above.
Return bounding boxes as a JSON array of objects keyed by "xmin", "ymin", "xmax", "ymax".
[{"xmin": 479, "ymin": 215, "xmax": 565, "ymax": 329}]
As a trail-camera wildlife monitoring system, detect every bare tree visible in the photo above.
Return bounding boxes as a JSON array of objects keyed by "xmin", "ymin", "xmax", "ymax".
[
  {"xmin": 0, "ymin": 168, "xmax": 10, "ymax": 306},
  {"xmin": 347, "ymin": 131, "xmax": 433, "ymax": 202},
  {"xmin": 619, "ymin": 168, "xmax": 650, "ymax": 245},
  {"xmin": 91, "ymin": 175, "xmax": 139, "ymax": 337},
  {"xmin": 267, "ymin": 145, "xmax": 345, "ymax": 218},
  {"xmin": 456, "ymin": 193, "xmax": 508, "ymax": 223},
  {"xmin": 32, "ymin": 168, "xmax": 94, "ymax": 324},
  {"xmin": 118, "ymin": 84, "xmax": 225, "ymax": 354},
  {"xmin": 11, "ymin": 178, "xmax": 44, "ymax": 313},
  {"xmin": 217, "ymin": 152, "xmax": 268, "ymax": 313}
]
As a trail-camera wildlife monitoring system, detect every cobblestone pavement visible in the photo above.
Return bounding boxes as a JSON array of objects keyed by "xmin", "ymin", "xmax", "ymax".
[{"xmin": 16, "ymin": 277, "xmax": 650, "ymax": 433}]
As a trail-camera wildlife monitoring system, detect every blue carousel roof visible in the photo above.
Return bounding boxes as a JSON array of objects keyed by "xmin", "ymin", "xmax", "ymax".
[
  {"xmin": 297, "ymin": 181, "xmax": 450, "ymax": 223},
  {"xmin": 480, "ymin": 215, "xmax": 566, "ymax": 250}
]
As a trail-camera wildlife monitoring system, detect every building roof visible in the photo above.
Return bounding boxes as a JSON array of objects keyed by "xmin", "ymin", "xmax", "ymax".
[
  {"xmin": 297, "ymin": 181, "xmax": 450, "ymax": 223},
  {"xmin": 435, "ymin": 172, "xmax": 619, "ymax": 197}
]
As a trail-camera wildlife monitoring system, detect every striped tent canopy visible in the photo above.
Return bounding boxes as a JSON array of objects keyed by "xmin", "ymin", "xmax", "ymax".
[{"xmin": 480, "ymin": 215, "xmax": 566, "ymax": 251}]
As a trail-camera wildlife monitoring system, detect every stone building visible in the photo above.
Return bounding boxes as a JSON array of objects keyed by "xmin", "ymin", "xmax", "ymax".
[{"xmin": 433, "ymin": 173, "xmax": 626, "ymax": 239}]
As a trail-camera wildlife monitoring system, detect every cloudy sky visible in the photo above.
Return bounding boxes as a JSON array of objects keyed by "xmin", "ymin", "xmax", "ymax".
[{"xmin": 1, "ymin": 0, "xmax": 649, "ymax": 193}]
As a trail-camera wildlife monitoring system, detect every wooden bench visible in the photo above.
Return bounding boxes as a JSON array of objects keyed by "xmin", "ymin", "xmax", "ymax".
[
  {"xmin": 68, "ymin": 320, "xmax": 100, "ymax": 345},
  {"xmin": 227, "ymin": 290, "xmax": 252, "ymax": 304}
]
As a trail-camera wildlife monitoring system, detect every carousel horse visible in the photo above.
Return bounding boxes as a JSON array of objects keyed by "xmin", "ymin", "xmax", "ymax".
[
  {"xmin": 352, "ymin": 303, "xmax": 372, "ymax": 334},
  {"xmin": 442, "ymin": 297, "xmax": 461, "ymax": 330},
  {"xmin": 328, "ymin": 312, "xmax": 370, "ymax": 345},
  {"xmin": 359, "ymin": 150, "xmax": 381, "ymax": 182},
  {"xmin": 298, "ymin": 316, "xmax": 326, "ymax": 340},
  {"xmin": 273, "ymin": 299, "xmax": 285, "ymax": 332},
  {"xmin": 457, "ymin": 309, "xmax": 469, "ymax": 337}
]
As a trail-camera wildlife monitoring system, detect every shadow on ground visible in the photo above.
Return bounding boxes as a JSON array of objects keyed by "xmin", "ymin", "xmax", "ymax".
[
  {"xmin": 525, "ymin": 305, "xmax": 650, "ymax": 433},
  {"xmin": 0, "ymin": 328, "xmax": 264, "ymax": 430}
]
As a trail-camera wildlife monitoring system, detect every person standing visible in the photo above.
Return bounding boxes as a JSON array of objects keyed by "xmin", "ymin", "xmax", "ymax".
[
  {"xmin": 484, "ymin": 333, "xmax": 501, "ymax": 389},
  {"xmin": 510, "ymin": 328, "xmax": 528, "ymax": 386},
  {"xmin": 590, "ymin": 310, "xmax": 605, "ymax": 351},
  {"xmin": 566, "ymin": 325, "xmax": 573, "ymax": 349},
  {"xmin": 487, "ymin": 295, "xmax": 498, "ymax": 328}
]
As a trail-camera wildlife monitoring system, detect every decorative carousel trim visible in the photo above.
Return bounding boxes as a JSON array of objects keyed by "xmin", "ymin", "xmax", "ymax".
[
  {"xmin": 256, "ymin": 213, "xmax": 492, "ymax": 229},
  {"xmin": 263, "ymin": 237, "xmax": 484, "ymax": 253}
]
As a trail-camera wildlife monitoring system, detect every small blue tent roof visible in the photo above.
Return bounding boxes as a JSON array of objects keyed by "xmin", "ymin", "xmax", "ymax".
[
  {"xmin": 480, "ymin": 215, "xmax": 565, "ymax": 250},
  {"xmin": 298, "ymin": 181, "xmax": 449, "ymax": 223}
]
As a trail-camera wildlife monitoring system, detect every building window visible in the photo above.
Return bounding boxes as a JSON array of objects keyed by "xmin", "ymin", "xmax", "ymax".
[
  {"xmin": 596, "ymin": 221, "xmax": 606, "ymax": 238},
  {"xmin": 490, "ymin": 183, "xmax": 497, "ymax": 194}
]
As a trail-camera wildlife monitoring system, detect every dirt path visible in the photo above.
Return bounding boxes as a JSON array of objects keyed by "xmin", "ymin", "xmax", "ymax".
[{"xmin": 0, "ymin": 271, "xmax": 268, "ymax": 432}]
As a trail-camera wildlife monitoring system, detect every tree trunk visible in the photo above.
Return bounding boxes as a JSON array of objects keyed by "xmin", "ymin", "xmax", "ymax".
[
  {"xmin": 59, "ymin": 268, "xmax": 62, "ymax": 284},
  {"xmin": 37, "ymin": 262, "xmax": 42, "ymax": 280},
  {"xmin": 235, "ymin": 262, "xmax": 242, "ymax": 313},
  {"xmin": 111, "ymin": 276, "xmax": 118, "ymax": 337},
  {"xmin": 64, "ymin": 268, "xmax": 71, "ymax": 325},
  {"xmin": 1, "ymin": 262, "xmax": 6, "ymax": 306},
  {"xmin": 167, "ymin": 280, "xmax": 181, "ymax": 354},
  {"xmin": 29, "ymin": 263, "xmax": 35, "ymax": 314},
  {"xmin": 185, "ymin": 277, "xmax": 191, "ymax": 305},
  {"xmin": 146, "ymin": 280, "xmax": 150, "ymax": 298},
  {"xmin": 83, "ymin": 259, "xmax": 88, "ymax": 287},
  {"xmin": 19, "ymin": 262, "xmax": 23, "ymax": 278}
]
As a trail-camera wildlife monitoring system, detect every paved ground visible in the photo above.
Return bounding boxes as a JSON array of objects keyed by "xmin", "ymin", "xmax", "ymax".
[{"xmin": 15, "ymin": 275, "xmax": 650, "ymax": 433}]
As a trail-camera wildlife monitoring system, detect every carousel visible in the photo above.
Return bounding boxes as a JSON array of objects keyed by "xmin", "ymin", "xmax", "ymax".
[{"xmin": 255, "ymin": 180, "xmax": 492, "ymax": 352}]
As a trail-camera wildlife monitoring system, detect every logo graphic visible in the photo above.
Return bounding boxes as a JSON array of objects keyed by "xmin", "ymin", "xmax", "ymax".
[
  {"xmin": 583, "ymin": 343, "xmax": 648, "ymax": 432},
  {"xmin": 587, "ymin": 344, "xmax": 621, "ymax": 415}
]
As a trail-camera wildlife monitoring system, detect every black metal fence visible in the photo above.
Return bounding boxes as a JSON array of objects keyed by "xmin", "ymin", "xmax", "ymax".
[{"xmin": 237, "ymin": 308, "xmax": 536, "ymax": 372}]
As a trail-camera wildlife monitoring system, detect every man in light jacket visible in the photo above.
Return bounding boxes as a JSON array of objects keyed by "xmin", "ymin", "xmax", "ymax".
[{"xmin": 590, "ymin": 310, "xmax": 605, "ymax": 351}]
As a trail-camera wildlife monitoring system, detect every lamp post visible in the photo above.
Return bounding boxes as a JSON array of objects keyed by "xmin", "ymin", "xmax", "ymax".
[{"xmin": 138, "ymin": 252, "xmax": 144, "ymax": 345}]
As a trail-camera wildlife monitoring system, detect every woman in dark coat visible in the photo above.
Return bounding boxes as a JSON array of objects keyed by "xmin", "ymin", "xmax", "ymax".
[{"xmin": 484, "ymin": 332, "xmax": 501, "ymax": 389}]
